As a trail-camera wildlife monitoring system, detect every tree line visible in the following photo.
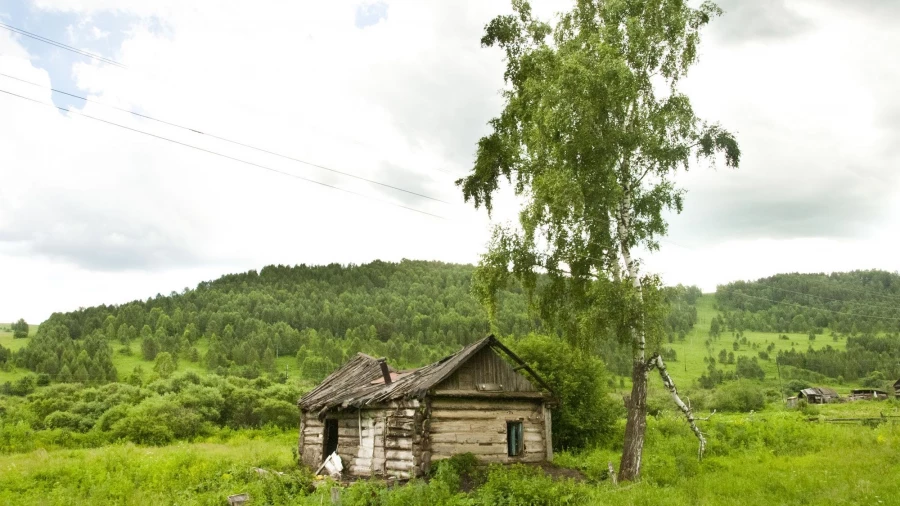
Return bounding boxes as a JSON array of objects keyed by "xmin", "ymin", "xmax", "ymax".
[
  {"xmin": 6, "ymin": 260, "xmax": 701, "ymax": 385},
  {"xmin": 715, "ymin": 270, "xmax": 900, "ymax": 336}
]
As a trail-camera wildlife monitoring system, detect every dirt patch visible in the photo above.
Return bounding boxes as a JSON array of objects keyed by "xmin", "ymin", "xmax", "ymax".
[{"xmin": 529, "ymin": 461, "xmax": 588, "ymax": 482}]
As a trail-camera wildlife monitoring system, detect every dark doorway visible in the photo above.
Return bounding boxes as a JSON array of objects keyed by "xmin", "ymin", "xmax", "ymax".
[{"xmin": 323, "ymin": 419, "xmax": 338, "ymax": 460}]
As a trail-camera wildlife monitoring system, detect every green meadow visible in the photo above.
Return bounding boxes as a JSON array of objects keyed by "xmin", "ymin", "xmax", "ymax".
[
  {"xmin": 2, "ymin": 405, "xmax": 899, "ymax": 505},
  {"xmin": 3, "ymin": 293, "xmax": 899, "ymax": 505}
]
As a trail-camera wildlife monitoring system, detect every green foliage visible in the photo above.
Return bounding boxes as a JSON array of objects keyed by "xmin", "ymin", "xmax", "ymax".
[
  {"xmin": 14, "ymin": 261, "xmax": 544, "ymax": 386},
  {"xmin": 153, "ymin": 352, "xmax": 176, "ymax": 379},
  {"xmin": 861, "ymin": 370, "xmax": 887, "ymax": 388},
  {"xmin": 512, "ymin": 334, "xmax": 618, "ymax": 449},
  {"xmin": 716, "ymin": 270, "xmax": 900, "ymax": 336},
  {"xmin": 474, "ymin": 465, "xmax": 587, "ymax": 506},
  {"xmin": 0, "ymin": 372, "xmax": 305, "ymax": 452},
  {"xmin": 458, "ymin": 0, "xmax": 738, "ymax": 366},
  {"xmin": 12, "ymin": 319, "xmax": 29, "ymax": 339},
  {"xmin": 734, "ymin": 356, "xmax": 765, "ymax": 381},
  {"xmin": 710, "ymin": 381, "xmax": 765, "ymax": 412}
]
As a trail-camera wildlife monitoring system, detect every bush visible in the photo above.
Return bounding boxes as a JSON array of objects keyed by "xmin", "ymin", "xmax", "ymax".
[
  {"xmin": 784, "ymin": 379, "xmax": 810, "ymax": 396},
  {"xmin": 861, "ymin": 370, "xmax": 886, "ymax": 388},
  {"xmin": 431, "ymin": 453, "xmax": 482, "ymax": 492},
  {"xmin": 710, "ymin": 381, "xmax": 765, "ymax": 412},
  {"xmin": 511, "ymin": 334, "xmax": 618, "ymax": 450},
  {"xmin": 734, "ymin": 356, "xmax": 765, "ymax": 381},
  {"xmin": 474, "ymin": 465, "xmax": 589, "ymax": 506}
]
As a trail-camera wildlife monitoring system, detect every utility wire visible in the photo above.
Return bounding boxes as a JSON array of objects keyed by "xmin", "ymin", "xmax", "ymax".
[
  {"xmin": 0, "ymin": 72, "xmax": 450, "ymax": 205},
  {"xmin": 0, "ymin": 87, "xmax": 446, "ymax": 220},
  {"xmin": 803, "ymin": 278, "xmax": 900, "ymax": 304},
  {"xmin": 0, "ymin": 22, "xmax": 126, "ymax": 69},
  {"xmin": 764, "ymin": 286, "xmax": 900, "ymax": 312},
  {"xmin": 732, "ymin": 291, "xmax": 900, "ymax": 322}
]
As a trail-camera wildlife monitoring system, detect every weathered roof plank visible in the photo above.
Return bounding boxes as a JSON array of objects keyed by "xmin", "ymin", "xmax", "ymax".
[{"xmin": 298, "ymin": 335, "xmax": 552, "ymax": 416}]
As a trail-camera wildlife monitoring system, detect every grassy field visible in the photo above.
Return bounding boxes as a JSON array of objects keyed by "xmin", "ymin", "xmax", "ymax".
[
  {"xmin": 672, "ymin": 294, "xmax": 847, "ymax": 384},
  {"xmin": 2, "ymin": 406, "xmax": 900, "ymax": 505},
  {"xmin": 0, "ymin": 323, "xmax": 37, "ymax": 383},
  {"xmin": 2, "ymin": 300, "xmax": 900, "ymax": 504}
]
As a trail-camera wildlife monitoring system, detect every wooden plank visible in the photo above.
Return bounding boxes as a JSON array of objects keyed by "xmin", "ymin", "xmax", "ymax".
[
  {"xmin": 429, "ymin": 410, "xmax": 541, "ymax": 420},
  {"xmin": 543, "ymin": 404, "xmax": 553, "ymax": 462},
  {"xmin": 434, "ymin": 390, "xmax": 546, "ymax": 399},
  {"xmin": 430, "ymin": 398, "xmax": 543, "ymax": 411},
  {"xmin": 384, "ymin": 450, "xmax": 414, "ymax": 461},
  {"xmin": 385, "ymin": 460, "xmax": 415, "ymax": 471},
  {"xmin": 385, "ymin": 438, "xmax": 413, "ymax": 450}
]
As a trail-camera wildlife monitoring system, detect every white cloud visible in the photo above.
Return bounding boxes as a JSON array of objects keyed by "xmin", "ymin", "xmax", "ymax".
[{"xmin": 1, "ymin": 0, "xmax": 900, "ymax": 322}]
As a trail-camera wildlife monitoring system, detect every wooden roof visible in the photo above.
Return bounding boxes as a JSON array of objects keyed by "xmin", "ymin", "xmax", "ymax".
[
  {"xmin": 298, "ymin": 335, "xmax": 552, "ymax": 416},
  {"xmin": 799, "ymin": 387, "xmax": 839, "ymax": 398}
]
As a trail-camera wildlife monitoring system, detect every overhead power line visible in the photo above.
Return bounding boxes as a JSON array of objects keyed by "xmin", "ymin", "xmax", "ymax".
[
  {"xmin": 733, "ymin": 291, "xmax": 900, "ymax": 322},
  {"xmin": 0, "ymin": 87, "xmax": 445, "ymax": 220},
  {"xmin": 0, "ymin": 72, "xmax": 450, "ymax": 205},
  {"xmin": 803, "ymin": 278, "xmax": 900, "ymax": 304},
  {"xmin": 0, "ymin": 21, "xmax": 127, "ymax": 69},
  {"xmin": 765, "ymin": 286, "xmax": 899, "ymax": 312}
]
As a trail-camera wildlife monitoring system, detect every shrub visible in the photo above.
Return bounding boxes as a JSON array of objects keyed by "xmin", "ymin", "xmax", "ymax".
[
  {"xmin": 511, "ymin": 334, "xmax": 618, "ymax": 450},
  {"xmin": 475, "ymin": 465, "xmax": 589, "ymax": 506},
  {"xmin": 710, "ymin": 381, "xmax": 765, "ymax": 412},
  {"xmin": 862, "ymin": 371, "xmax": 886, "ymax": 388},
  {"xmin": 431, "ymin": 453, "xmax": 482, "ymax": 492},
  {"xmin": 43, "ymin": 411, "xmax": 85, "ymax": 431},
  {"xmin": 734, "ymin": 356, "xmax": 765, "ymax": 381}
]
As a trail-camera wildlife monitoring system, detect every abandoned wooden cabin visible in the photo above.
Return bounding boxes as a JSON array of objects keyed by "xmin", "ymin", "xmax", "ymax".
[
  {"xmin": 848, "ymin": 389, "xmax": 889, "ymax": 401},
  {"xmin": 798, "ymin": 387, "xmax": 840, "ymax": 404},
  {"xmin": 297, "ymin": 335, "xmax": 555, "ymax": 479}
]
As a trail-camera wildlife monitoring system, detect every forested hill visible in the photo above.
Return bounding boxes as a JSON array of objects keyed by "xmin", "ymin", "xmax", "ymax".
[
  {"xmin": 715, "ymin": 270, "xmax": 900, "ymax": 336},
  {"xmin": 16, "ymin": 261, "xmax": 537, "ymax": 382},
  {"xmin": 7, "ymin": 260, "xmax": 701, "ymax": 385}
]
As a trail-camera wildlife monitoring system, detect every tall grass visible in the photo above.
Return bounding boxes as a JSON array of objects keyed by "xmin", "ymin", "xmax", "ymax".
[{"xmin": 3, "ymin": 409, "xmax": 900, "ymax": 505}]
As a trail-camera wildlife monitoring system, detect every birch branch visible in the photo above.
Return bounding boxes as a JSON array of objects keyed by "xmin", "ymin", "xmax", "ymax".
[
  {"xmin": 647, "ymin": 353, "xmax": 707, "ymax": 460},
  {"xmin": 696, "ymin": 410, "xmax": 716, "ymax": 421}
]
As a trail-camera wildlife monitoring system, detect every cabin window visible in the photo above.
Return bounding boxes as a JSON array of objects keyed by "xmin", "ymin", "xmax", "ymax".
[
  {"xmin": 507, "ymin": 421, "xmax": 524, "ymax": 457},
  {"xmin": 323, "ymin": 419, "xmax": 338, "ymax": 460}
]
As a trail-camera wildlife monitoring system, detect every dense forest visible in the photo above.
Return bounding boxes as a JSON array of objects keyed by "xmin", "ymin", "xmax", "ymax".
[
  {"xmin": 5, "ymin": 260, "xmax": 700, "ymax": 386},
  {"xmin": 715, "ymin": 270, "xmax": 900, "ymax": 336},
  {"xmin": 716, "ymin": 270, "xmax": 900, "ymax": 386}
]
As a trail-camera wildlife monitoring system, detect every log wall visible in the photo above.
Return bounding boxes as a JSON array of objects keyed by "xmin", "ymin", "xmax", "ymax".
[
  {"xmin": 427, "ymin": 397, "xmax": 548, "ymax": 464},
  {"xmin": 299, "ymin": 400, "xmax": 423, "ymax": 479}
]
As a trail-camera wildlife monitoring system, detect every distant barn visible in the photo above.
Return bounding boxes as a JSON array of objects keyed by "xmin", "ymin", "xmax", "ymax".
[
  {"xmin": 798, "ymin": 387, "xmax": 840, "ymax": 404},
  {"xmin": 848, "ymin": 389, "xmax": 889, "ymax": 401},
  {"xmin": 297, "ymin": 335, "xmax": 555, "ymax": 479}
]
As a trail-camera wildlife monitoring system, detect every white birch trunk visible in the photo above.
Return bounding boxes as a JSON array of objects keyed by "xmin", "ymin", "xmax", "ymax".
[{"xmin": 616, "ymin": 193, "xmax": 649, "ymax": 482}]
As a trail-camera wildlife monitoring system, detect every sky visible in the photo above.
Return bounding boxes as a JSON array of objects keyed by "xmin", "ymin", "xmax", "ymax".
[{"xmin": 1, "ymin": 0, "xmax": 899, "ymax": 323}]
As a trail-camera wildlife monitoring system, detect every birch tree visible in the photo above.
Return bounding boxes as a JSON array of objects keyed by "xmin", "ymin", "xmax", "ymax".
[{"xmin": 458, "ymin": 0, "xmax": 740, "ymax": 481}]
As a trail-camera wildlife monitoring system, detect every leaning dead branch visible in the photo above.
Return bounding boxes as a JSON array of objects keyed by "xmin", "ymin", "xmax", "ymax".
[
  {"xmin": 647, "ymin": 353, "xmax": 707, "ymax": 460},
  {"xmin": 696, "ymin": 410, "xmax": 716, "ymax": 421}
]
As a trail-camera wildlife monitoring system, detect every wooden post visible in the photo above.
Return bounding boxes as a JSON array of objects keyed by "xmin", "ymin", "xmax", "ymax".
[
  {"xmin": 542, "ymin": 403, "xmax": 553, "ymax": 462},
  {"xmin": 330, "ymin": 487, "xmax": 342, "ymax": 505}
]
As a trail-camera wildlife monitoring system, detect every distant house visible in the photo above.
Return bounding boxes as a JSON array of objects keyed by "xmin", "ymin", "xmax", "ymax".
[
  {"xmin": 798, "ymin": 387, "xmax": 840, "ymax": 404},
  {"xmin": 894, "ymin": 379, "xmax": 900, "ymax": 398},
  {"xmin": 297, "ymin": 335, "xmax": 555, "ymax": 479},
  {"xmin": 848, "ymin": 389, "xmax": 889, "ymax": 401}
]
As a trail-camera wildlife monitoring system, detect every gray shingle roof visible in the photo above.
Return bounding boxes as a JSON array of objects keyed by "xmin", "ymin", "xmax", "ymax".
[{"xmin": 298, "ymin": 335, "xmax": 552, "ymax": 417}]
